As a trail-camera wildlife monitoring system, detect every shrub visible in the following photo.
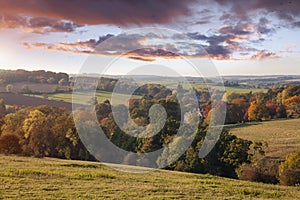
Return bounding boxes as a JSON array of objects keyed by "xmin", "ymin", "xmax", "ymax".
[
  {"xmin": 280, "ymin": 169, "xmax": 300, "ymax": 186},
  {"xmin": 279, "ymin": 151, "xmax": 300, "ymax": 175},
  {"xmin": 279, "ymin": 151, "xmax": 300, "ymax": 186},
  {"xmin": 237, "ymin": 164, "xmax": 260, "ymax": 182},
  {"xmin": 237, "ymin": 157, "xmax": 280, "ymax": 184}
]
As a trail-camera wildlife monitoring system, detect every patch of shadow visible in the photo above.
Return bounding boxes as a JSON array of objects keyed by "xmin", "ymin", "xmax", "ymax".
[{"xmin": 60, "ymin": 163, "xmax": 100, "ymax": 168}]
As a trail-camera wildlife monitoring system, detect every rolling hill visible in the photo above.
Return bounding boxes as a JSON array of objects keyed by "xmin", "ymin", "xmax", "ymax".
[{"xmin": 1, "ymin": 155, "xmax": 299, "ymax": 199}]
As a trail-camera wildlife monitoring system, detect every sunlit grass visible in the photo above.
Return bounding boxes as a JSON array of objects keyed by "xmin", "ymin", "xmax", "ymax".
[
  {"xmin": 1, "ymin": 155, "xmax": 299, "ymax": 199},
  {"xmin": 31, "ymin": 91, "xmax": 142, "ymax": 105},
  {"xmin": 228, "ymin": 119, "xmax": 300, "ymax": 158}
]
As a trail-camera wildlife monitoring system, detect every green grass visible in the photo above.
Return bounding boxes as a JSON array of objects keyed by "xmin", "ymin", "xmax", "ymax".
[
  {"xmin": 1, "ymin": 155, "xmax": 299, "ymax": 199},
  {"xmin": 134, "ymin": 80, "xmax": 266, "ymax": 93},
  {"xmin": 30, "ymin": 91, "xmax": 142, "ymax": 105},
  {"xmin": 191, "ymin": 82, "xmax": 266, "ymax": 93},
  {"xmin": 227, "ymin": 119, "xmax": 300, "ymax": 158}
]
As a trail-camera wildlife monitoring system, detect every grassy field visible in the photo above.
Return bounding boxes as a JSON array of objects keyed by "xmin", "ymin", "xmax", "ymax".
[
  {"xmin": 30, "ymin": 91, "xmax": 142, "ymax": 105},
  {"xmin": 228, "ymin": 119, "xmax": 300, "ymax": 158},
  {"xmin": 191, "ymin": 82, "xmax": 266, "ymax": 93},
  {"xmin": 135, "ymin": 80, "xmax": 266, "ymax": 93},
  {"xmin": 1, "ymin": 155, "xmax": 299, "ymax": 199}
]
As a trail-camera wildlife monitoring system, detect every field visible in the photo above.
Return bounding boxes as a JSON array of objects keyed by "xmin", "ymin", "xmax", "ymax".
[
  {"xmin": 191, "ymin": 82, "xmax": 266, "ymax": 93},
  {"xmin": 0, "ymin": 82, "xmax": 69, "ymax": 93},
  {"xmin": 1, "ymin": 155, "xmax": 300, "ymax": 199},
  {"xmin": 135, "ymin": 80, "xmax": 266, "ymax": 93},
  {"xmin": 0, "ymin": 93, "xmax": 73, "ymax": 111},
  {"xmin": 228, "ymin": 119, "xmax": 300, "ymax": 158},
  {"xmin": 30, "ymin": 91, "xmax": 142, "ymax": 105}
]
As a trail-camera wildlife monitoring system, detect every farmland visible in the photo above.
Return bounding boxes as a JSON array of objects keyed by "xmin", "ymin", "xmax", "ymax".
[
  {"xmin": 1, "ymin": 155, "xmax": 300, "ymax": 199},
  {"xmin": 136, "ymin": 80, "xmax": 266, "ymax": 93},
  {"xmin": 0, "ymin": 82, "xmax": 69, "ymax": 93},
  {"xmin": 0, "ymin": 93, "xmax": 73, "ymax": 111},
  {"xmin": 30, "ymin": 91, "xmax": 142, "ymax": 105},
  {"xmin": 228, "ymin": 119, "xmax": 300, "ymax": 158},
  {"xmin": 191, "ymin": 82, "xmax": 267, "ymax": 93}
]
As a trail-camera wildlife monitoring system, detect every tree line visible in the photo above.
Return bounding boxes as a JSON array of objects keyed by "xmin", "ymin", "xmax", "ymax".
[{"xmin": 0, "ymin": 69, "xmax": 69, "ymax": 85}]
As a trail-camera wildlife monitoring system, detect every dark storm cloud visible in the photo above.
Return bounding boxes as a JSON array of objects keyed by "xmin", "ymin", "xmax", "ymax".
[{"xmin": 0, "ymin": 0, "xmax": 197, "ymax": 26}]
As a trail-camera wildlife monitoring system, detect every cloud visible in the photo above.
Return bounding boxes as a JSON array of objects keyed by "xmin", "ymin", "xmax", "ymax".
[
  {"xmin": 251, "ymin": 50, "xmax": 280, "ymax": 60},
  {"xmin": 127, "ymin": 56, "xmax": 156, "ymax": 62},
  {"xmin": 187, "ymin": 22, "xmax": 257, "ymax": 60},
  {"xmin": 23, "ymin": 31, "xmax": 210, "ymax": 61},
  {"xmin": 219, "ymin": 24, "xmax": 253, "ymax": 36},
  {"xmin": 0, "ymin": 15, "xmax": 82, "ymax": 33},
  {"xmin": 22, "ymin": 27, "xmax": 281, "ymax": 62},
  {"xmin": 256, "ymin": 17, "xmax": 275, "ymax": 35},
  {"xmin": 24, "ymin": 34, "xmax": 114, "ymax": 53},
  {"xmin": 0, "ymin": 0, "xmax": 197, "ymax": 26},
  {"xmin": 215, "ymin": 0, "xmax": 300, "ymax": 23},
  {"xmin": 292, "ymin": 21, "xmax": 300, "ymax": 28}
]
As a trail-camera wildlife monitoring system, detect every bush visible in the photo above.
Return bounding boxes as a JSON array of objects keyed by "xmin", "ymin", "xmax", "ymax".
[
  {"xmin": 279, "ymin": 151, "xmax": 300, "ymax": 174},
  {"xmin": 279, "ymin": 151, "xmax": 300, "ymax": 186},
  {"xmin": 0, "ymin": 133, "xmax": 22, "ymax": 155},
  {"xmin": 280, "ymin": 169, "xmax": 300, "ymax": 186},
  {"xmin": 237, "ymin": 157, "xmax": 280, "ymax": 184},
  {"xmin": 237, "ymin": 164, "xmax": 260, "ymax": 182}
]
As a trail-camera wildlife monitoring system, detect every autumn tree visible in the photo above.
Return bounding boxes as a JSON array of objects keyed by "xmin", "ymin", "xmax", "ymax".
[
  {"xmin": 284, "ymin": 95, "xmax": 300, "ymax": 118},
  {"xmin": 0, "ymin": 98, "xmax": 6, "ymax": 117},
  {"xmin": 248, "ymin": 101, "xmax": 269, "ymax": 121},
  {"xmin": 0, "ymin": 133, "xmax": 22, "ymax": 155},
  {"xmin": 279, "ymin": 151, "xmax": 300, "ymax": 186}
]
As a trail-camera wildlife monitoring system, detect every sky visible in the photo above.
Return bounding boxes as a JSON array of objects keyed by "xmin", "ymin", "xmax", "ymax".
[{"xmin": 0, "ymin": 0, "xmax": 300, "ymax": 76}]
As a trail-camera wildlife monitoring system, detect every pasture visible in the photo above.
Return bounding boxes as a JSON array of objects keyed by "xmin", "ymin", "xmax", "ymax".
[
  {"xmin": 228, "ymin": 119, "xmax": 300, "ymax": 158},
  {"xmin": 31, "ymin": 91, "xmax": 142, "ymax": 105}
]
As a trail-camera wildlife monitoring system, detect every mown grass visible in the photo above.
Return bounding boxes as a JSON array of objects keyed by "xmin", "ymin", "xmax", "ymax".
[
  {"xmin": 228, "ymin": 119, "xmax": 300, "ymax": 158},
  {"xmin": 1, "ymin": 155, "xmax": 299, "ymax": 199}
]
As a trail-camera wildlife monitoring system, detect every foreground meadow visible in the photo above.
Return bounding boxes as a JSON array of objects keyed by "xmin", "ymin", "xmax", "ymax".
[{"xmin": 1, "ymin": 155, "xmax": 299, "ymax": 199}]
